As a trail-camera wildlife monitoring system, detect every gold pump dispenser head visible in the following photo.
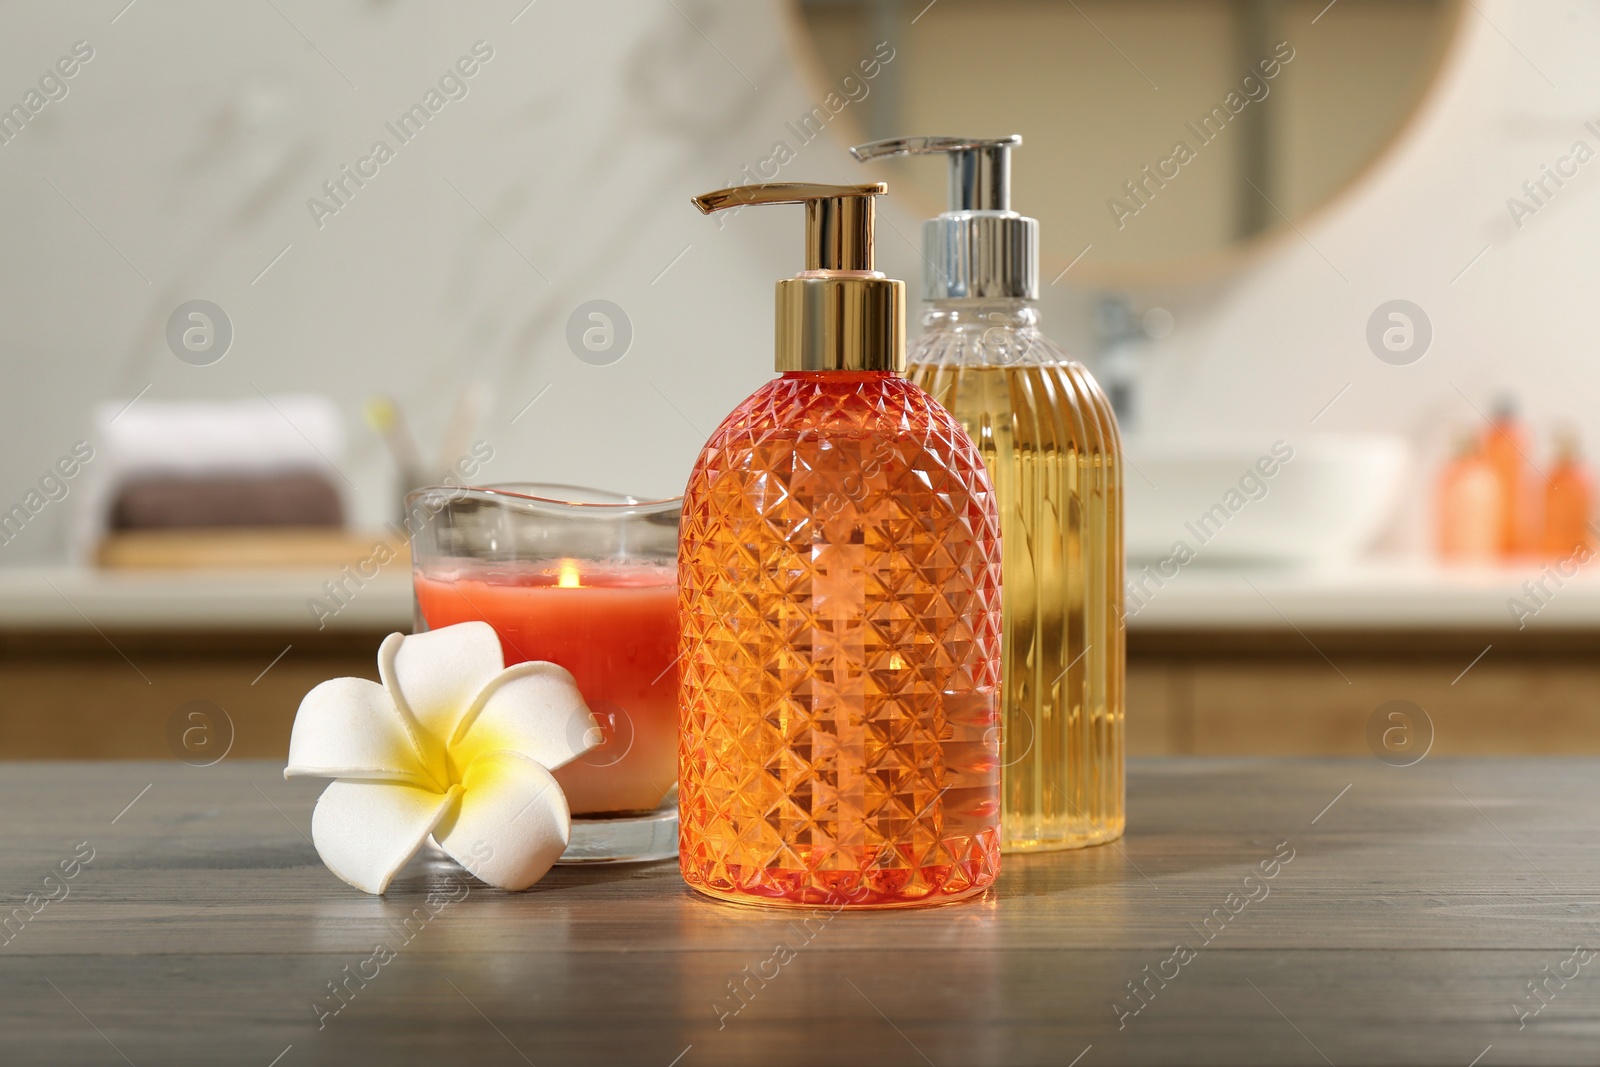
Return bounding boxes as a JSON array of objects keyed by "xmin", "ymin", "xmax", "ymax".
[{"xmin": 691, "ymin": 182, "xmax": 905, "ymax": 373}]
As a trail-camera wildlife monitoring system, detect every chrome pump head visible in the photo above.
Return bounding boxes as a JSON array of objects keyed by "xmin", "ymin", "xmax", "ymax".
[{"xmin": 851, "ymin": 135, "xmax": 1037, "ymax": 302}]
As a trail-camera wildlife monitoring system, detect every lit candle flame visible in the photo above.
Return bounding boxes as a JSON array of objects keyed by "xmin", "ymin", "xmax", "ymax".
[{"xmin": 557, "ymin": 561, "xmax": 582, "ymax": 589}]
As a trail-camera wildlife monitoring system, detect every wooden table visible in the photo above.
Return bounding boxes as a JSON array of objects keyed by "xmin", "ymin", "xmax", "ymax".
[{"xmin": 2, "ymin": 759, "xmax": 1595, "ymax": 1066}]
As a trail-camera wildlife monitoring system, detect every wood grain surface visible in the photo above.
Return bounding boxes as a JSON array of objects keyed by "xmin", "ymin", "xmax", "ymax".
[{"xmin": 1, "ymin": 758, "xmax": 1596, "ymax": 1066}]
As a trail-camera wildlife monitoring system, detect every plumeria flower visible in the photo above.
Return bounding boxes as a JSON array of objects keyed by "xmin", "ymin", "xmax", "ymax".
[{"xmin": 285, "ymin": 621, "xmax": 600, "ymax": 894}]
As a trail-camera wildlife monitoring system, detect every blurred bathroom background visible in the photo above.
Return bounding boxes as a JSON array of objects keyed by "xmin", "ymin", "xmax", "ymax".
[{"xmin": 0, "ymin": 0, "xmax": 1595, "ymax": 761}]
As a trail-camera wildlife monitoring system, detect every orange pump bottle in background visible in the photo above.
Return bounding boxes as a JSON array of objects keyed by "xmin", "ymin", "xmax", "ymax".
[
  {"xmin": 1437, "ymin": 436, "xmax": 1502, "ymax": 562},
  {"xmin": 1543, "ymin": 429, "xmax": 1594, "ymax": 560},
  {"xmin": 1482, "ymin": 398, "xmax": 1534, "ymax": 558}
]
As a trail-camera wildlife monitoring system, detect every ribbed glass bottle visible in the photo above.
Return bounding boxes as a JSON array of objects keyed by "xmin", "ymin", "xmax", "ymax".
[{"xmin": 908, "ymin": 300, "xmax": 1124, "ymax": 852}]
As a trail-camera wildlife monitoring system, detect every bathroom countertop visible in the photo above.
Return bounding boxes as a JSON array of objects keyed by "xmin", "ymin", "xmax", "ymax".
[
  {"xmin": 1, "ymin": 561, "xmax": 1598, "ymax": 633},
  {"xmin": 0, "ymin": 565, "xmax": 414, "ymax": 631},
  {"xmin": 1124, "ymin": 558, "xmax": 1600, "ymax": 631},
  {"xmin": 2, "ymin": 757, "xmax": 1592, "ymax": 1065}
]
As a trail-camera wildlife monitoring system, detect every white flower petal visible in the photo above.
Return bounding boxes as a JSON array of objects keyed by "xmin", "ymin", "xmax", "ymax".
[
  {"xmin": 380, "ymin": 622, "xmax": 505, "ymax": 745},
  {"xmin": 285, "ymin": 677, "xmax": 434, "ymax": 787},
  {"xmin": 451, "ymin": 661, "xmax": 601, "ymax": 773},
  {"xmin": 434, "ymin": 752, "xmax": 570, "ymax": 891},
  {"xmin": 310, "ymin": 779, "xmax": 458, "ymax": 895}
]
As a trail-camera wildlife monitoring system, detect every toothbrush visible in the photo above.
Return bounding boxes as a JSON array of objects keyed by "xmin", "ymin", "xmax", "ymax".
[
  {"xmin": 437, "ymin": 381, "xmax": 489, "ymax": 473},
  {"xmin": 364, "ymin": 395, "xmax": 422, "ymax": 485}
]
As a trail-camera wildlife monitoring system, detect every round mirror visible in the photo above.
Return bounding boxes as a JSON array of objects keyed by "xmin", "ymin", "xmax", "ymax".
[{"xmin": 788, "ymin": 1, "xmax": 1465, "ymax": 283}]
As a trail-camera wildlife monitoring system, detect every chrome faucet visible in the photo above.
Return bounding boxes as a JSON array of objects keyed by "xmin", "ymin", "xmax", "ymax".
[{"xmin": 1094, "ymin": 293, "xmax": 1172, "ymax": 431}]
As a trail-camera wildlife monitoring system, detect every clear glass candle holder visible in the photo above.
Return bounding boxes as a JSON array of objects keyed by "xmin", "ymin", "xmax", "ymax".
[{"xmin": 406, "ymin": 483, "xmax": 681, "ymax": 864}]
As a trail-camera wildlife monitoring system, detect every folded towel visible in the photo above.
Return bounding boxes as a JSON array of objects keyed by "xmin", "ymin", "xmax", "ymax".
[
  {"xmin": 110, "ymin": 472, "xmax": 345, "ymax": 530},
  {"xmin": 95, "ymin": 395, "xmax": 344, "ymax": 476},
  {"xmin": 73, "ymin": 395, "xmax": 348, "ymax": 562}
]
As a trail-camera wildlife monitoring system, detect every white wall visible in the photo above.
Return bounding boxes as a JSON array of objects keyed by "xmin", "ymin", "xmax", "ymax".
[
  {"xmin": 0, "ymin": 0, "xmax": 1591, "ymax": 563},
  {"xmin": 0, "ymin": 0, "xmax": 851, "ymax": 563},
  {"xmin": 1118, "ymin": 2, "xmax": 1600, "ymax": 553}
]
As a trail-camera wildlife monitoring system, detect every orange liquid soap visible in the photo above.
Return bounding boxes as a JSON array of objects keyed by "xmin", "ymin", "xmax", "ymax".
[
  {"xmin": 1437, "ymin": 442, "xmax": 1502, "ymax": 562},
  {"xmin": 1543, "ymin": 437, "xmax": 1595, "ymax": 560},
  {"xmin": 680, "ymin": 182, "xmax": 1003, "ymax": 909},
  {"xmin": 1483, "ymin": 402, "xmax": 1534, "ymax": 557},
  {"xmin": 678, "ymin": 371, "xmax": 1003, "ymax": 908},
  {"xmin": 414, "ymin": 564, "xmax": 679, "ymax": 816}
]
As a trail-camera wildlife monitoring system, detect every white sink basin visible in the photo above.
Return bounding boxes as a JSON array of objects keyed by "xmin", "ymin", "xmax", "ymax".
[{"xmin": 1122, "ymin": 434, "xmax": 1410, "ymax": 566}]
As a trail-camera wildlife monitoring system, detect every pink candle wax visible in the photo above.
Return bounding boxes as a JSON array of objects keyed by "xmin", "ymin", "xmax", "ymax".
[{"xmin": 413, "ymin": 562, "xmax": 677, "ymax": 816}]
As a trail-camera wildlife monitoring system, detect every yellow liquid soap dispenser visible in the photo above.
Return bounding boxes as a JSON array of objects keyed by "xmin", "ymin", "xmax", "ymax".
[
  {"xmin": 855, "ymin": 136, "xmax": 1125, "ymax": 852},
  {"xmin": 678, "ymin": 183, "xmax": 1004, "ymax": 908}
]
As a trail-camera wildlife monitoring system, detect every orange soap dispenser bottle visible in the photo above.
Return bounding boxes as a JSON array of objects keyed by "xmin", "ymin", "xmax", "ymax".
[{"xmin": 678, "ymin": 182, "xmax": 1004, "ymax": 909}]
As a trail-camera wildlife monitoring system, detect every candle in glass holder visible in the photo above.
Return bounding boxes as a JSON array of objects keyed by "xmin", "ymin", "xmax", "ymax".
[
  {"xmin": 407, "ymin": 484, "xmax": 681, "ymax": 863},
  {"xmin": 414, "ymin": 561, "xmax": 678, "ymax": 816}
]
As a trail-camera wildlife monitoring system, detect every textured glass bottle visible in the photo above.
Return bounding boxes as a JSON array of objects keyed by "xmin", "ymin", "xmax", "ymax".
[
  {"xmin": 679, "ymin": 183, "xmax": 1003, "ymax": 908},
  {"xmin": 856, "ymin": 137, "xmax": 1125, "ymax": 852}
]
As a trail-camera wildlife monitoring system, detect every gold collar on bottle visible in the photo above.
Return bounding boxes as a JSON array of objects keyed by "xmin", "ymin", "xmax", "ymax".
[{"xmin": 692, "ymin": 183, "xmax": 905, "ymax": 373}]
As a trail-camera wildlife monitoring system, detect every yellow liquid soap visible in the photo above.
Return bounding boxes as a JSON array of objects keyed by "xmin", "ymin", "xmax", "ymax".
[{"xmin": 909, "ymin": 302, "xmax": 1125, "ymax": 852}]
